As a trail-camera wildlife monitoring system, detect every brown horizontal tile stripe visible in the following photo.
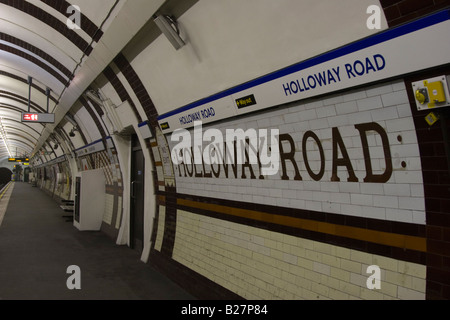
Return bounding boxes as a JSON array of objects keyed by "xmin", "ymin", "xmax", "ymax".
[
  {"xmin": 173, "ymin": 192, "xmax": 425, "ymax": 238},
  {"xmin": 9, "ymin": 137, "xmax": 34, "ymax": 150},
  {"xmin": 0, "ymin": 70, "xmax": 59, "ymax": 103},
  {"xmin": 0, "ymin": 118, "xmax": 42, "ymax": 135},
  {"xmin": 40, "ymin": 0, "xmax": 104, "ymax": 42},
  {"xmin": 3, "ymin": 125, "xmax": 38, "ymax": 142},
  {"xmin": 112, "ymin": 53, "xmax": 159, "ymax": 127},
  {"xmin": 0, "ymin": 0, "xmax": 92, "ymax": 55},
  {"xmin": 157, "ymin": 195, "xmax": 166, "ymax": 205},
  {"xmin": 7, "ymin": 132, "xmax": 35, "ymax": 146},
  {"xmin": 177, "ymin": 198, "xmax": 427, "ymax": 253},
  {"xmin": 0, "ymin": 43, "xmax": 69, "ymax": 84},
  {"xmin": 0, "ymin": 32, "xmax": 74, "ymax": 80},
  {"xmin": 0, "ymin": 91, "xmax": 46, "ymax": 113},
  {"xmin": 105, "ymin": 184, "xmax": 123, "ymax": 195},
  {"xmin": 78, "ymin": 96, "xmax": 107, "ymax": 139},
  {"xmin": 102, "ymin": 66, "xmax": 143, "ymax": 123}
]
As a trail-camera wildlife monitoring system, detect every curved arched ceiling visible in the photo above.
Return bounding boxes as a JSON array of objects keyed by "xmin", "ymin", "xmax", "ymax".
[{"xmin": 0, "ymin": 0, "xmax": 156, "ymax": 161}]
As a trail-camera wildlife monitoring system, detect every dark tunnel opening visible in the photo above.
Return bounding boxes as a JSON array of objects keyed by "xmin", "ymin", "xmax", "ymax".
[{"xmin": 0, "ymin": 167, "xmax": 13, "ymax": 189}]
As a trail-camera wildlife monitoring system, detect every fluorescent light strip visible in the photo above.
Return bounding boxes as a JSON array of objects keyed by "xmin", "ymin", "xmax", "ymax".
[{"xmin": 0, "ymin": 118, "xmax": 13, "ymax": 158}]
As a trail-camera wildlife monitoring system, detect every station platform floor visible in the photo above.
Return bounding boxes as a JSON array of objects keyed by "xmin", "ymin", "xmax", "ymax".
[{"xmin": 0, "ymin": 182, "xmax": 195, "ymax": 300}]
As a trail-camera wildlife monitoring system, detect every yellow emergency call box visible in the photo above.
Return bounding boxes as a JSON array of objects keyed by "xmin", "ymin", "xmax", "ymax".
[
  {"xmin": 425, "ymin": 80, "xmax": 446, "ymax": 104},
  {"xmin": 412, "ymin": 76, "xmax": 450, "ymax": 111}
]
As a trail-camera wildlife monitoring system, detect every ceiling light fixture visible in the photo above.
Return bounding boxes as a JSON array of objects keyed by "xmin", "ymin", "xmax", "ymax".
[
  {"xmin": 0, "ymin": 117, "xmax": 12, "ymax": 158},
  {"xmin": 153, "ymin": 14, "xmax": 185, "ymax": 50},
  {"xmin": 69, "ymin": 128, "xmax": 78, "ymax": 137},
  {"xmin": 85, "ymin": 90, "xmax": 103, "ymax": 106}
]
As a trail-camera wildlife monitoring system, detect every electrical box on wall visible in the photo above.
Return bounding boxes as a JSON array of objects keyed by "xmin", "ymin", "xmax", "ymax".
[{"xmin": 412, "ymin": 76, "xmax": 450, "ymax": 111}]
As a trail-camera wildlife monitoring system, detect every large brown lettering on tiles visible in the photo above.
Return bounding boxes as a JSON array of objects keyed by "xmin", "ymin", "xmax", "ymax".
[{"xmin": 169, "ymin": 80, "xmax": 425, "ymax": 226}]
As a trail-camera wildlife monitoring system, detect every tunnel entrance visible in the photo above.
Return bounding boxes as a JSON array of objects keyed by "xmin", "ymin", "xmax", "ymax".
[
  {"xmin": 23, "ymin": 168, "xmax": 31, "ymax": 183},
  {"xmin": 0, "ymin": 168, "xmax": 12, "ymax": 189}
]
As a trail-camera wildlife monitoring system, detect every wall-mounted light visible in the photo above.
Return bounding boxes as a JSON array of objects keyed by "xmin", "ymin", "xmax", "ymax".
[
  {"xmin": 153, "ymin": 14, "xmax": 185, "ymax": 50},
  {"xmin": 85, "ymin": 90, "xmax": 103, "ymax": 106},
  {"xmin": 69, "ymin": 128, "xmax": 78, "ymax": 137},
  {"xmin": 50, "ymin": 135, "xmax": 59, "ymax": 150},
  {"xmin": 64, "ymin": 115, "xmax": 78, "ymax": 127}
]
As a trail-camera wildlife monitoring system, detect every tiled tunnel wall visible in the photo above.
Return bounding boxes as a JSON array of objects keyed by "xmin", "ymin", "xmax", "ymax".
[
  {"xmin": 29, "ymin": 2, "xmax": 450, "ymax": 300},
  {"xmin": 150, "ymin": 78, "xmax": 429, "ymax": 300}
]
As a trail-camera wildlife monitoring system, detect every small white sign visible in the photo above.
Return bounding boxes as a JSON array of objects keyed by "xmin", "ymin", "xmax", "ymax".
[{"xmin": 159, "ymin": 96, "xmax": 236, "ymax": 133}]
